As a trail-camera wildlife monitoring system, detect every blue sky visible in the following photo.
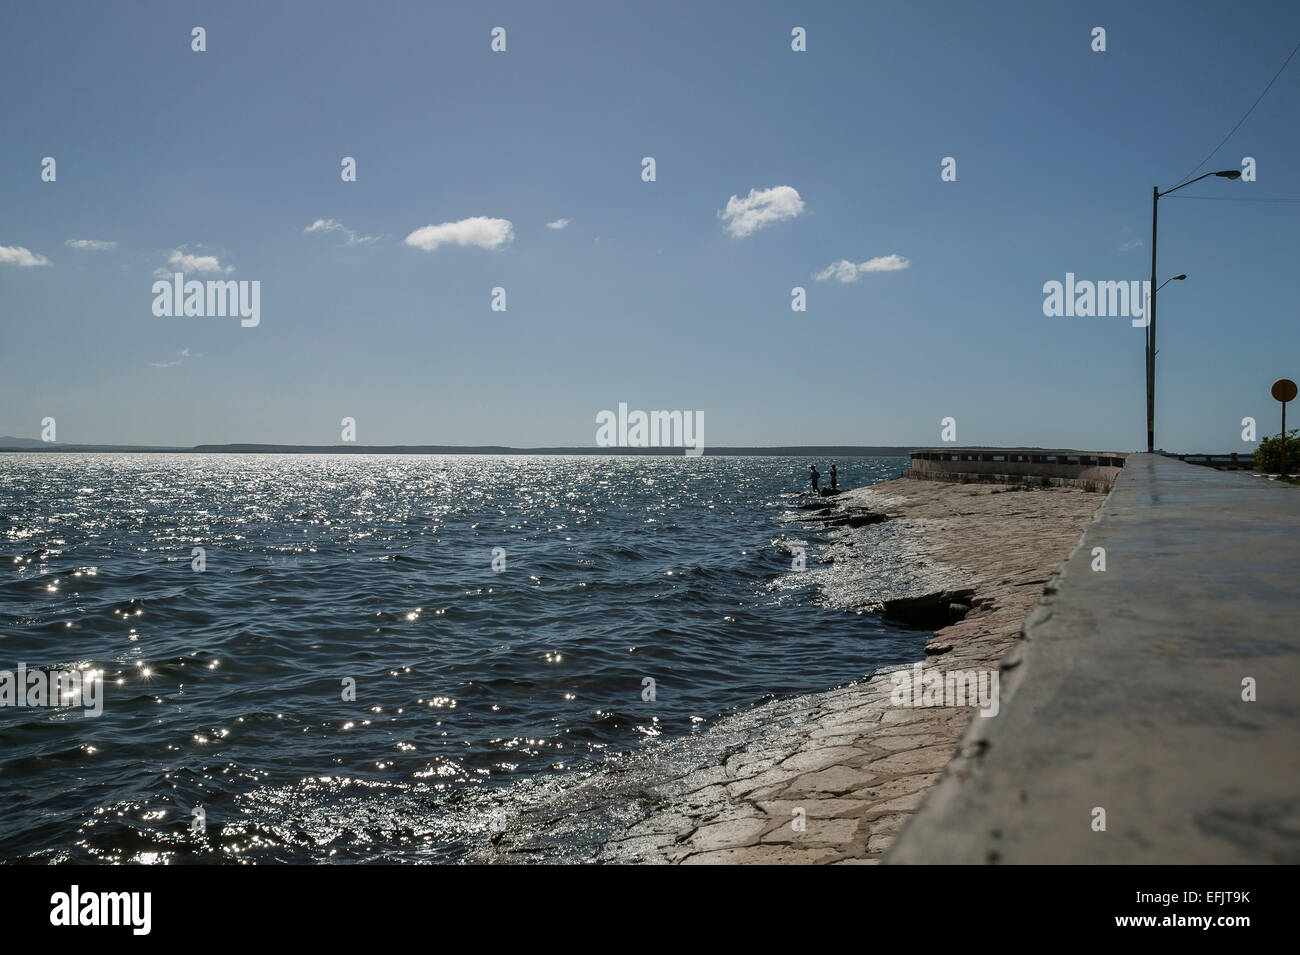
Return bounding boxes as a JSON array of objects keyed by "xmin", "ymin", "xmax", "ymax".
[{"xmin": 1, "ymin": 0, "xmax": 1296, "ymax": 451}]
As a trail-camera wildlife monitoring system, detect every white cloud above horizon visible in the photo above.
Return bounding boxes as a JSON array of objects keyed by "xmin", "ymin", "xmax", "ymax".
[
  {"xmin": 304, "ymin": 218, "xmax": 379, "ymax": 246},
  {"xmin": 719, "ymin": 186, "xmax": 805, "ymax": 238},
  {"xmin": 65, "ymin": 239, "xmax": 117, "ymax": 251},
  {"xmin": 150, "ymin": 348, "xmax": 198, "ymax": 369},
  {"xmin": 0, "ymin": 245, "xmax": 51, "ymax": 267},
  {"xmin": 404, "ymin": 217, "xmax": 514, "ymax": 252},
  {"xmin": 814, "ymin": 254, "xmax": 911, "ymax": 282},
  {"xmin": 154, "ymin": 248, "xmax": 234, "ymax": 277},
  {"xmin": 546, "ymin": 218, "xmax": 570, "ymax": 230}
]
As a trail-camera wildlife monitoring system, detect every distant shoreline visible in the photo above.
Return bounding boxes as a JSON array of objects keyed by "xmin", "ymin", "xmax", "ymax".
[{"xmin": 0, "ymin": 443, "xmax": 916, "ymax": 457}]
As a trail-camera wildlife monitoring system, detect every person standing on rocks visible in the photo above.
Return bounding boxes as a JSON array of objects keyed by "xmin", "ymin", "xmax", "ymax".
[
  {"xmin": 830, "ymin": 463, "xmax": 839, "ymax": 492},
  {"xmin": 810, "ymin": 464, "xmax": 821, "ymax": 494}
]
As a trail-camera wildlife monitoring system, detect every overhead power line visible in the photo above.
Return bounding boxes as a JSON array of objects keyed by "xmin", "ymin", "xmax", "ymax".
[
  {"xmin": 1181, "ymin": 36, "xmax": 1300, "ymax": 182},
  {"xmin": 1164, "ymin": 195, "xmax": 1300, "ymax": 202}
]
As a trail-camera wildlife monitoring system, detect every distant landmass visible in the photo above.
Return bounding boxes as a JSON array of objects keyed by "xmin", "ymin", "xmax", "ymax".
[
  {"xmin": 192, "ymin": 444, "xmax": 920, "ymax": 456},
  {"xmin": 0, "ymin": 437, "xmax": 915, "ymax": 456},
  {"xmin": 0, "ymin": 436, "xmax": 189, "ymax": 451}
]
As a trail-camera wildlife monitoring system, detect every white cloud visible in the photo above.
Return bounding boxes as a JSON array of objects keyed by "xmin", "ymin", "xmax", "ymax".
[
  {"xmin": 719, "ymin": 185, "xmax": 805, "ymax": 238},
  {"xmin": 546, "ymin": 218, "xmax": 570, "ymax": 230},
  {"xmin": 150, "ymin": 348, "xmax": 198, "ymax": 369},
  {"xmin": 304, "ymin": 218, "xmax": 379, "ymax": 246},
  {"xmin": 161, "ymin": 248, "xmax": 234, "ymax": 275},
  {"xmin": 1119, "ymin": 239, "xmax": 1143, "ymax": 252},
  {"xmin": 403, "ymin": 217, "xmax": 514, "ymax": 252},
  {"xmin": 814, "ymin": 254, "xmax": 911, "ymax": 283},
  {"xmin": 0, "ymin": 245, "xmax": 51, "ymax": 267},
  {"xmin": 65, "ymin": 239, "xmax": 117, "ymax": 251}
]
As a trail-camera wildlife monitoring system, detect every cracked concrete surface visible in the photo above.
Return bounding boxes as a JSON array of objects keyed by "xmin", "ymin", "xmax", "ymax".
[
  {"xmin": 476, "ymin": 478, "xmax": 1102, "ymax": 864},
  {"xmin": 888, "ymin": 456, "xmax": 1300, "ymax": 864}
]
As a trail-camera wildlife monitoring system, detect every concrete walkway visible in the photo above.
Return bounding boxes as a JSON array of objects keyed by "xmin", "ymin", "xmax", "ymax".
[{"xmin": 888, "ymin": 454, "xmax": 1300, "ymax": 863}]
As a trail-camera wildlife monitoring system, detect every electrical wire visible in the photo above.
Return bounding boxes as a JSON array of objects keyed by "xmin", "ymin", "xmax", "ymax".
[{"xmin": 1180, "ymin": 37, "xmax": 1300, "ymax": 181}]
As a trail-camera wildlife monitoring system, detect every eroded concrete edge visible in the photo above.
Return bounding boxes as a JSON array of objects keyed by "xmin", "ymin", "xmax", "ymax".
[{"xmin": 882, "ymin": 472, "xmax": 1114, "ymax": 864}]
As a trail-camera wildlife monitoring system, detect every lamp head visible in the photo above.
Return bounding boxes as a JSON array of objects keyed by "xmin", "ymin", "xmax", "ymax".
[{"xmin": 1215, "ymin": 170, "xmax": 1242, "ymax": 179}]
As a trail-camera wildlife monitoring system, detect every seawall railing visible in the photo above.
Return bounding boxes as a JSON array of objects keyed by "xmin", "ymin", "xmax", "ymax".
[
  {"xmin": 1160, "ymin": 451, "xmax": 1255, "ymax": 470},
  {"xmin": 906, "ymin": 448, "xmax": 1126, "ymax": 491}
]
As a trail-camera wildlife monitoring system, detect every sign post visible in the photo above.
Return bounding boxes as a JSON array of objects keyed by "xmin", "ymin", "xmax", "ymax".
[{"xmin": 1271, "ymin": 378, "xmax": 1298, "ymax": 477}]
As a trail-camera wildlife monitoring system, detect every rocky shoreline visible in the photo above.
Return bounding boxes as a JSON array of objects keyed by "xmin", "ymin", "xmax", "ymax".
[{"xmin": 477, "ymin": 477, "xmax": 1104, "ymax": 864}]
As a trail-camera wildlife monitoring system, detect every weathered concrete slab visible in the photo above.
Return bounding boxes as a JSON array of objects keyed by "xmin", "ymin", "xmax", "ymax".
[{"xmin": 888, "ymin": 454, "xmax": 1300, "ymax": 864}]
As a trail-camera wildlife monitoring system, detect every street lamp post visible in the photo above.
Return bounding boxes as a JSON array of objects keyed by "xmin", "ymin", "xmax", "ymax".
[
  {"xmin": 1147, "ymin": 273, "xmax": 1187, "ymax": 443},
  {"xmin": 1146, "ymin": 170, "xmax": 1241, "ymax": 453}
]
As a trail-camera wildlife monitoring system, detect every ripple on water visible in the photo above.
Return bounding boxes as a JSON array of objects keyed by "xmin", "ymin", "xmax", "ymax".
[{"xmin": 0, "ymin": 452, "xmax": 917, "ymax": 862}]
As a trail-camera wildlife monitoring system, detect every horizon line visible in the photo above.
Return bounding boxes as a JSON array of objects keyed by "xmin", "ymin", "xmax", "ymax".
[{"xmin": 0, "ymin": 439, "xmax": 1164, "ymax": 456}]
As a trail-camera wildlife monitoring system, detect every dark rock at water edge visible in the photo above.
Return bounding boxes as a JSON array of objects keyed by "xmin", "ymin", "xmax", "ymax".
[
  {"xmin": 824, "ymin": 511, "xmax": 889, "ymax": 528},
  {"xmin": 881, "ymin": 588, "xmax": 978, "ymax": 630}
]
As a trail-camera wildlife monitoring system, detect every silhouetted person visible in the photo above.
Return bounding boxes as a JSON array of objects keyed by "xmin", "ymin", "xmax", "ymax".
[
  {"xmin": 809, "ymin": 464, "xmax": 821, "ymax": 494},
  {"xmin": 830, "ymin": 463, "xmax": 838, "ymax": 491}
]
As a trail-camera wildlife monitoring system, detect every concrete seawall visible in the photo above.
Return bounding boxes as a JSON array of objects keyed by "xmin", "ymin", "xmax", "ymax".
[
  {"xmin": 478, "ymin": 476, "xmax": 1104, "ymax": 863},
  {"xmin": 887, "ymin": 454, "xmax": 1300, "ymax": 864},
  {"xmin": 909, "ymin": 448, "xmax": 1126, "ymax": 491}
]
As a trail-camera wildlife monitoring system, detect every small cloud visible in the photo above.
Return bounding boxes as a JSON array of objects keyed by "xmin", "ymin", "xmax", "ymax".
[
  {"xmin": 1119, "ymin": 239, "xmax": 1143, "ymax": 252},
  {"xmin": 65, "ymin": 239, "xmax": 117, "ymax": 251},
  {"xmin": 157, "ymin": 248, "xmax": 234, "ymax": 277},
  {"xmin": 546, "ymin": 218, "xmax": 570, "ymax": 230},
  {"xmin": 403, "ymin": 217, "xmax": 514, "ymax": 252},
  {"xmin": 814, "ymin": 254, "xmax": 911, "ymax": 283},
  {"xmin": 0, "ymin": 245, "xmax": 51, "ymax": 267},
  {"xmin": 719, "ymin": 185, "xmax": 805, "ymax": 238},
  {"xmin": 150, "ymin": 348, "xmax": 198, "ymax": 369},
  {"xmin": 304, "ymin": 218, "xmax": 379, "ymax": 246}
]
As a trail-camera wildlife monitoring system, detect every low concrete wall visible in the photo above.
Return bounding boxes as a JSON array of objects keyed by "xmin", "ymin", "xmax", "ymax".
[
  {"xmin": 887, "ymin": 454, "xmax": 1300, "ymax": 864},
  {"xmin": 908, "ymin": 449, "xmax": 1126, "ymax": 491}
]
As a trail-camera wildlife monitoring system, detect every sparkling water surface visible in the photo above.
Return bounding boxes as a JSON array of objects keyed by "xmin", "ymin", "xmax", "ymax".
[{"xmin": 0, "ymin": 452, "xmax": 917, "ymax": 863}]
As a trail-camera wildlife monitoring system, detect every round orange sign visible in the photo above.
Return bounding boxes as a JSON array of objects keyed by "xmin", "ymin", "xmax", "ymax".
[{"xmin": 1272, "ymin": 379, "xmax": 1298, "ymax": 402}]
